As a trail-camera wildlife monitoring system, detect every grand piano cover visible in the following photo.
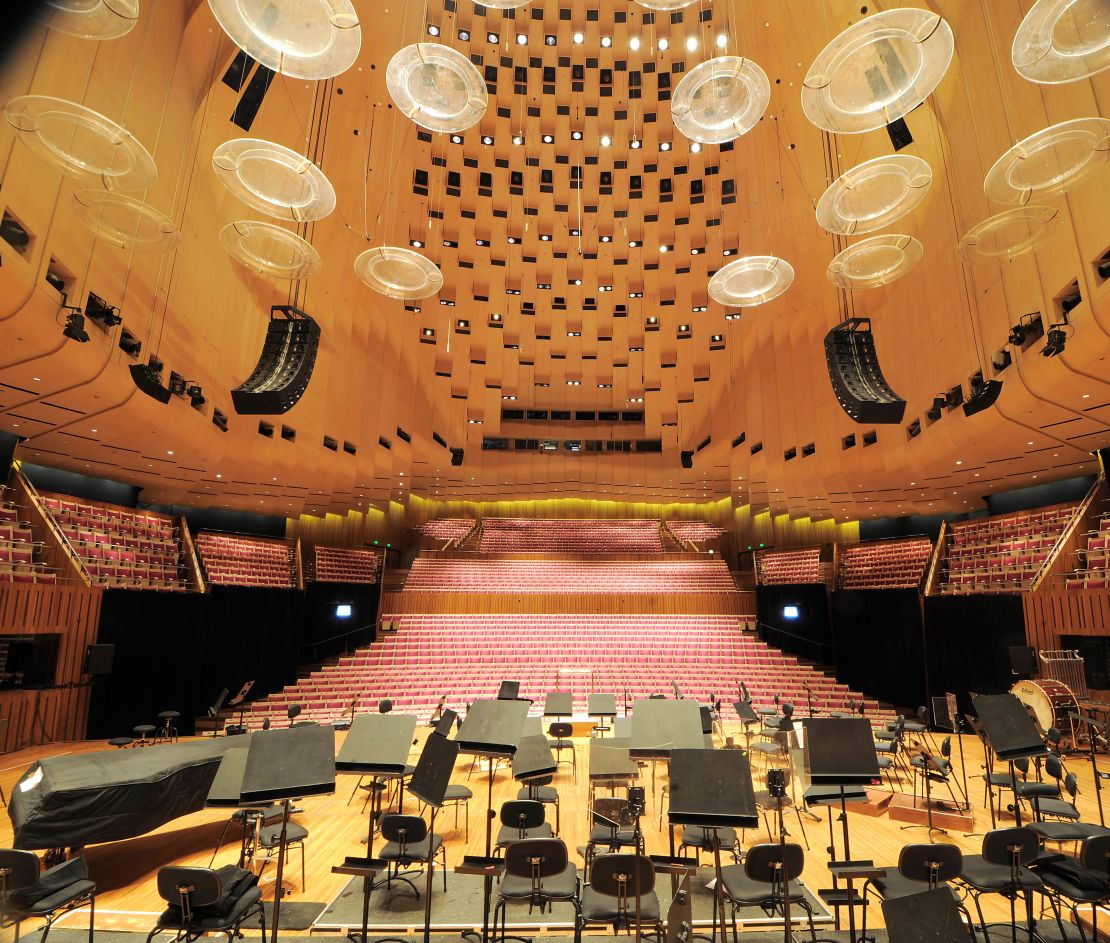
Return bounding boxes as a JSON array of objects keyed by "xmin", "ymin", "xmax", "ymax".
[{"xmin": 10, "ymin": 737, "xmax": 247, "ymax": 849}]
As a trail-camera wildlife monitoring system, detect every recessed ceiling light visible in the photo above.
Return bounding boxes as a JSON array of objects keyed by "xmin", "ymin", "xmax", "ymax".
[
  {"xmin": 601, "ymin": 36, "xmax": 612, "ymax": 48},
  {"xmin": 167, "ymin": 450, "xmax": 174, "ymax": 455},
  {"xmin": 516, "ymin": 33, "xmax": 527, "ymax": 45},
  {"xmin": 573, "ymin": 31, "xmax": 584, "ymax": 44},
  {"xmin": 542, "ymin": 134, "xmax": 554, "ymax": 143},
  {"xmin": 716, "ymin": 33, "xmax": 728, "ymax": 48},
  {"xmin": 660, "ymin": 141, "xmax": 671, "ymax": 151},
  {"xmin": 659, "ymin": 245, "xmax": 669, "ymax": 253},
  {"xmin": 630, "ymin": 138, "xmax": 641, "ymax": 149},
  {"xmin": 427, "ymin": 24, "xmax": 440, "ymax": 37},
  {"xmin": 488, "ymin": 32, "xmax": 499, "ymax": 43},
  {"xmin": 571, "ymin": 130, "xmax": 583, "ymax": 140},
  {"xmin": 630, "ymin": 36, "xmax": 641, "ymax": 51},
  {"xmin": 658, "ymin": 37, "xmax": 669, "ymax": 50},
  {"xmin": 686, "ymin": 36, "xmax": 698, "ymax": 51},
  {"xmin": 600, "ymin": 134, "xmax": 611, "ymax": 147}
]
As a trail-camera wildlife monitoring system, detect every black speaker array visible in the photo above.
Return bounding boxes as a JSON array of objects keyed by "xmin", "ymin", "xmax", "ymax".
[
  {"xmin": 129, "ymin": 362, "xmax": 172, "ymax": 404},
  {"xmin": 823, "ymin": 317, "xmax": 906, "ymax": 424},
  {"xmin": 680, "ymin": 450, "xmax": 694, "ymax": 469},
  {"xmin": 232, "ymin": 305, "xmax": 321, "ymax": 415},
  {"xmin": 450, "ymin": 447, "xmax": 465, "ymax": 466}
]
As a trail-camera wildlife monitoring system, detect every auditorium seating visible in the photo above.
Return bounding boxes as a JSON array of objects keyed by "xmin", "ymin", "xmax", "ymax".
[
  {"xmin": 0, "ymin": 499, "xmax": 56, "ymax": 585},
  {"xmin": 195, "ymin": 532, "xmax": 296, "ymax": 588},
  {"xmin": 418, "ymin": 518, "xmax": 475, "ymax": 543},
  {"xmin": 403, "ymin": 557, "xmax": 736, "ymax": 593},
  {"xmin": 1065, "ymin": 511, "xmax": 1110, "ymax": 590},
  {"xmin": 667, "ymin": 520, "xmax": 725, "ymax": 544},
  {"xmin": 39, "ymin": 494, "xmax": 183, "ymax": 590},
  {"xmin": 941, "ymin": 504, "xmax": 1079, "ymax": 594},
  {"xmin": 839, "ymin": 537, "xmax": 933, "ymax": 590},
  {"xmin": 756, "ymin": 548, "xmax": 823, "ymax": 585},
  {"xmin": 313, "ymin": 545, "xmax": 382, "ymax": 584},
  {"xmin": 479, "ymin": 518, "xmax": 663, "ymax": 553},
  {"xmin": 245, "ymin": 614, "xmax": 892, "ymax": 727}
]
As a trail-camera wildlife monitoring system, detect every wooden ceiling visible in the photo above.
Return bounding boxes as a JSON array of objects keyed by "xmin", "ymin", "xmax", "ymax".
[{"xmin": 0, "ymin": 0, "xmax": 1106, "ymax": 522}]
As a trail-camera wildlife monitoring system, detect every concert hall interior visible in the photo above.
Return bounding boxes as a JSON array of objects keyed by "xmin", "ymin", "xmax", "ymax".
[{"xmin": 0, "ymin": 0, "xmax": 1109, "ymax": 941}]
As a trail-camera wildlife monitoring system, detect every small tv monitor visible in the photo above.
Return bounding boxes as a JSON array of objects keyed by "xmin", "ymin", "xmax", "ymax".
[
  {"xmin": 335, "ymin": 603, "xmax": 352, "ymax": 618},
  {"xmin": 783, "ymin": 605, "xmax": 799, "ymax": 619}
]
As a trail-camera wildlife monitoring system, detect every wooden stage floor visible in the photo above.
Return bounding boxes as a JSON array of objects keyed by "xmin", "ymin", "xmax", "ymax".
[{"xmin": 1, "ymin": 720, "xmax": 1107, "ymax": 939}]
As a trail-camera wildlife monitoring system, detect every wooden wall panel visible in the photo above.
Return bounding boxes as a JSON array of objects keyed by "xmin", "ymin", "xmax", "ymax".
[
  {"xmin": 0, "ymin": 582, "xmax": 102, "ymax": 752},
  {"xmin": 379, "ymin": 591, "xmax": 757, "ymax": 617},
  {"xmin": 1023, "ymin": 590, "xmax": 1110, "ymax": 698}
]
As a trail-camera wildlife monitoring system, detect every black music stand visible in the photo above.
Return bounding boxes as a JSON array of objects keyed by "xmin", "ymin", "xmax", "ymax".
[
  {"xmin": 208, "ymin": 687, "xmax": 230, "ymax": 736},
  {"xmin": 543, "ymin": 692, "xmax": 573, "ymax": 719},
  {"xmin": 227, "ymin": 680, "xmax": 256, "ymax": 734},
  {"xmin": 588, "ymin": 693, "xmax": 618, "ymax": 737},
  {"xmin": 930, "ymin": 692, "xmax": 971, "ymax": 813},
  {"xmin": 206, "ymin": 746, "xmax": 282, "ymax": 869},
  {"xmin": 973, "ymin": 693, "xmax": 1047, "ymax": 829},
  {"xmin": 497, "ymin": 680, "xmax": 521, "ymax": 701},
  {"xmin": 240, "ymin": 724, "xmax": 336, "ymax": 943},
  {"xmin": 881, "ymin": 886, "xmax": 973, "ymax": 943},
  {"xmin": 455, "ymin": 698, "xmax": 528, "ymax": 943},
  {"xmin": 1069, "ymin": 710, "xmax": 1107, "ymax": 827},
  {"xmin": 803, "ymin": 718, "xmax": 882, "ymax": 943},
  {"xmin": 631, "ymin": 698, "xmax": 704, "ymax": 798},
  {"xmin": 733, "ymin": 699, "xmax": 760, "ymax": 749},
  {"xmin": 669, "ymin": 749, "xmax": 758, "ymax": 943}
]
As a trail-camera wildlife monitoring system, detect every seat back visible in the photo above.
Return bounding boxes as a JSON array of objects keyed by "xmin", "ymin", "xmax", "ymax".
[
  {"xmin": 0, "ymin": 849, "xmax": 39, "ymax": 895},
  {"xmin": 504, "ymin": 838, "xmax": 568, "ymax": 884},
  {"xmin": 1082, "ymin": 834, "xmax": 1110, "ymax": 877},
  {"xmin": 1063, "ymin": 772, "xmax": 1079, "ymax": 801},
  {"xmin": 501, "ymin": 799, "xmax": 545, "ymax": 835},
  {"xmin": 157, "ymin": 866, "xmax": 222, "ymax": 911},
  {"xmin": 593, "ymin": 796, "xmax": 632, "ymax": 831},
  {"xmin": 898, "ymin": 843, "xmax": 963, "ymax": 886},
  {"xmin": 744, "ymin": 843, "xmax": 805, "ymax": 885},
  {"xmin": 982, "ymin": 827, "xmax": 1039, "ymax": 869},
  {"xmin": 590, "ymin": 853, "xmax": 655, "ymax": 901},
  {"xmin": 381, "ymin": 814, "xmax": 428, "ymax": 853},
  {"xmin": 1045, "ymin": 755, "xmax": 1064, "ymax": 783},
  {"xmin": 549, "ymin": 722, "xmax": 572, "ymax": 738}
]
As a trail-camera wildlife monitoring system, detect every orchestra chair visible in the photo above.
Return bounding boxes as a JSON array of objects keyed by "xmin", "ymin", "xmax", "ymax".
[
  {"xmin": 548, "ymin": 722, "xmax": 577, "ymax": 782},
  {"xmin": 0, "ymin": 850, "xmax": 95, "ymax": 943},
  {"xmin": 132, "ymin": 724, "xmax": 157, "ymax": 747},
  {"xmin": 753, "ymin": 765, "xmax": 810, "ymax": 850},
  {"xmin": 1036, "ymin": 833, "xmax": 1110, "ymax": 943},
  {"xmin": 155, "ymin": 710, "xmax": 180, "ymax": 744},
  {"xmin": 496, "ymin": 800, "xmax": 553, "ymax": 857},
  {"xmin": 678, "ymin": 825, "xmax": 743, "ymax": 866},
  {"xmin": 379, "ymin": 813, "xmax": 447, "ymax": 897},
  {"xmin": 577, "ymin": 853, "xmax": 662, "ymax": 939},
  {"xmin": 517, "ymin": 774, "xmax": 561, "ymax": 835},
  {"xmin": 420, "ymin": 784, "xmax": 472, "ymax": 841},
  {"xmin": 868, "ymin": 844, "xmax": 976, "ymax": 940},
  {"xmin": 718, "ymin": 843, "xmax": 818, "ymax": 943},
  {"xmin": 910, "ymin": 736, "xmax": 965, "ymax": 812},
  {"xmin": 256, "ymin": 819, "xmax": 309, "ymax": 892},
  {"xmin": 493, "ymin": 839, "xmax": 580, "ymax": 940},
  {"xmin": 146, "ymin": 865, "xmax": 262, "ymax": 943},
  {"xmin": 581, "ymin": 798, "xmax": 642, "ymax": 876}
]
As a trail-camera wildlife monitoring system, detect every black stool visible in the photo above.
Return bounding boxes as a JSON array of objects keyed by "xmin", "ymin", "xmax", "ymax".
[
  {"xmin": 156, "ymin": 710, "xmax": 180, "ymax": 744},
  {"xmin": 108, "ymin": 736, "xmax": 133, "ymax": 749},
  {"xmin": 132, "ymin": 724, "xmax": 157, "ymax": 747}
]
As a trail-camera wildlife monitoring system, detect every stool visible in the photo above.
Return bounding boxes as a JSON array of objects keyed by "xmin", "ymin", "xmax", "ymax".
[
  {"xmin": 156, "ymin": 710, "xmax": 180, "ymax": 743},
  {"xmin": 133, "ymin": 724, "xmax": 157, "ymax": 747},
  {"xmin": 108, "ymin": 736, "xmax": 133, "ymax": 749}
]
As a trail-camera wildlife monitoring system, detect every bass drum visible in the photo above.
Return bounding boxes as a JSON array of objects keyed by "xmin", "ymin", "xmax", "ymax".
[{"xmin": 1010, "ymin": 679, "xmax": 1079, "ymax": 734}]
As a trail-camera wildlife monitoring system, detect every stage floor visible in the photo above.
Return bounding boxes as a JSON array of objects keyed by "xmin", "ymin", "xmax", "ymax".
[{"xmin": 1, "ymin": 719, "xmax": 1107, "ymax": 939}]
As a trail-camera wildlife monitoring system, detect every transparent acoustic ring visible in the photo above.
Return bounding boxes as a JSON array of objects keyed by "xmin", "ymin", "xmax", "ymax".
[
  {"xmin": 212, "ymin": 138, "xmax": 336, "ymax": 222},
  {"xmin": 37, "ymin": 0, "xmax": 139, "ymax": 40},
  {"xmin": 1013, "ymin": 0, "xmax": 1110, "ymax": 84},
  {"xmin": 207, "ymin": 0, "xmax": 361, "ymax": 80},
  {"xmin": 826, "ymin": 234, "xmax": 923, "ymax": 289},
  {"xmin": 708, "ymin": 256, "xmax": 795, "ymax": 307},
  {"xmin": 4, "ymin": 95, "xmax": 156, "ymax": 191},
  {"xmin": 220, "ymin": 221, "xmax": 322, "ymax": 279},
  {"xmin": 354, "ymin": 246, "xmax": 444, "ymax": 300},
  {"xmin": 386, "ymin": 43, "xmax": 488, "ymax": 134},
  {"xmin": 633, "ymin": 0, "xmax": 698, "ymax": 10},
  {"xmin": 957, "ymin": 206, "xmax": 1059, "ymax": 263},
  {"xmin": 983, "ymin": 117, "xmax": 1110, "ymax": 205},
  {"xmin": 671, "ymin": 56, "xmax": 770, "ymax": 145},
  {"xmin": 480, "ymin": 0, "xmax": 532, "ymax": 7},
  {"xmin": 802, "ymin": 7, "xmax": 954, "ymax": 134},
  {"xmin": 816, "ymin": 154, "xmax": 933, "ymax": 236},
  {"xmin": 71, "ymin": 190, "xmax": 180, "ymax": 253}
]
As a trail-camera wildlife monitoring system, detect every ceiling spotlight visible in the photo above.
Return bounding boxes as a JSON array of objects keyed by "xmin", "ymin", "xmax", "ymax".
[
  {"xmin": 503, "ymin": 394, "xmax": 516, "ymax": 400},
  {"xmin": 573, "ymin": 31, "xmax": 584, "ymax": 44},
  {"xmin": 686, "ymin": 36, "xmax": 698, "ymax": 51},
  {"xmin": 410, "ymin": 239, "xmax": 423, "ymax": 247},
  {"xmin": 573, "ymin": 278, "xmax": 582, "ymax": 285},
  {"xmin": 427, "ymin": 24, "xmax": 440, "ymax": 36},
  {"xmin": 545, "ymin": 34, "xmax": 556, "ymax": 46},
  {"xmin": 724, "ymin": 312, "xmax": 741, "ymax": 320},
  {"xmin": 458, "ymin": 29, "xmax": 470, "ymax": 41},
  {"xmin": 516, "ymin": 33, "xmax": 527, "ymax": 45},
  {"xmin": 513, "ymin": 134, "xmax": 524, "ymax": 145},
  {"xmin": 601, "ymin": 36, "xmax": 612, "ymax": 48},
  {"xmin": 572, "ymin": 130, "xmax": 583, "ymax": 140},
  {"xmin": 488, "ymin": 32, "xmax": 499, "ymax": 43},
  {"xmin": 716, "ymin": 33, "xmax": 728, "ymax": 48},
  {"xmin": 659, "ymin": 245, "xmax": 669, "ymax": 253},
  {"xmin": 630, "ymin": 36, "xmax": 641, "ymax": 51},
  {"xmin": 570, "ymin": 228, "xmax": 581, "ymax": 237},
  {"xmin": 658, "ymin": 37, "xmax": 669, "ymax": 50},
  {"xmin": 62, "ymin": 310, "xmax": 90, "ymax": 343},
  {"xmin": 540, "ymin": 234, "xmax": 551, "ymax": 241},
  {"xmin": 631, "ymin": 138, "xmax": 641, "ymax": 149},
  {"xmin": 601, "ymin": 235, "xmax": 611, "ymax": 243},
  {"xmin": 450, "ymin": 134, "xmax": 463, "ymax": 144},
  {"xmin": 507, "ymin": 236, "xmax": 517, "ymax": 244},
  {"xmin": 482, "ymin": 135, "xmax": 493, "ymax": 145},
  {"xmin": 600, "ymin": 134, "xmax": 612, "ymax": 147},
  {"xmin": 629, "ymin": 240, "xmax": 639, "ymax": 247},
  {"xmin": 568, "ymin": 380, "xmax": 580, "ymax": 385},
  {"xmin": 1042, "ymin": 324, "xmax": 1070, "ymax": 357},
  {"xmin": 660, "ymin": 141, "xmax": 672, "ymax": 151},
  {"xmin": 690, "ymin": 142, "xmax": 702, "ymax": 153},
  {"xmin": 542, "ymin": 134, "xmax": 554, "ymax": 143}
]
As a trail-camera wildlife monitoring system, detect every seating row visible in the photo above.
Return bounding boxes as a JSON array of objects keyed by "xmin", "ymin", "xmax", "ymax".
[
  {"xmin": 313, "ymin": 545, "xmax": 382, "ymax": 584},
  {"xmin": 839, "ymin": 537, "xmax": 932, "ymax": 589},
  {"xmin": 757, "ymin": 548, "xmax": 823, "ymax": 585},
  {"xmin": 478, "ymin": 518, "xmax": 664, "ymax": 553},
  {"xmin": 418, "ymin": 518, "xmax": 476, "ymax": 542},
  {"xmin": 195, "ymin": 532, "xmax": 296, "ymax": 588}
]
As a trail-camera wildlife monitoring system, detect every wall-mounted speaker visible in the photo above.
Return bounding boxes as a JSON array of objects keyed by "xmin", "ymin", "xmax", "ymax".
[
  {"xmin": 680, "ymin": 450, "xmax": 693, "ymax": 469},
  {"xmin": 129, "ymin": 362, "xmax": 171, "ymax": 404},
  {"xmin": 823, "ymin": 318, "xmax": 906, "ymax": 424},
  {"xmin": 450, "ymin": 447, "xmax": 465, "ymax": 466},
  {"xmin": 84, "ymin": 643, "xmax": 116, "ymax": 676},
  {"xmin": 232, "ymin": 306, "xmax": 320, "ymax": 415},
  {"xmin": 963, "ymin": 379, "xmax": 1003, "ymax": 417}
]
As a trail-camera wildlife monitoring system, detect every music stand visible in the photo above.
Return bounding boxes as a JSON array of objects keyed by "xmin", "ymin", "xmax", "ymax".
[
  {"xmin": 588, "ymin": 693, "xmax": 618, "ymax": 737},
  {"xmin": 973, "ymin": 693, "xmax": 1047, "ymax": 828},
  {"xmin": 881, "ymin": 886, "xmax": 972, "ymax": 943},
  {"xmin": 208, "ymin": 687, "xmax": 230, "ymax": 736},
  {"xmin": 543, "ymin": 692, "xmax": 573, "ymax": 719},
  {"xmin": 930, "ymin": 692, "xmax": 971, "ymax": 813},
  {"xmin": 497, "ymin": 680, "xmax": 521, "ymax": 701},
  {"xmin": 228, "ymin": 680, "xmax": 256, "ymax": 734},
  {"xmin": 630, "ymin": 698, "xmax": 704, "ymax": 797},
  {"xmin": 455, "ymin": 698, "xmax": 528, "ymax": 943},
  {"xmin": 733, "ymin": 699, "xmax": 760, "ymax": 749},
  {"xmin": 240, "ymin": 724, "xmax": 335, "ymax": 943},
  {"xmin": 205, "ymin": 746, "xmax": 282, "ymax": 869},
  {"xmin": 668, "ymin": 749, "xmax": 758, "ymax": 943},
  {"xmin": 1069, "ymin": 710, "xmax": 1107, "ymax": 827}
]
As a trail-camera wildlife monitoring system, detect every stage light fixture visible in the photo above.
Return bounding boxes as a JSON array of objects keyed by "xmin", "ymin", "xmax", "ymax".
[
  {"xmin": 62, "ymin": 310, "xmax": 89, "ymax": 343},
  {"xmin": 1042, "ymin": 325, "xmax": 1070, "ymax": 357},
  {"xmin": 86, "ymin": 292, "xmax": 122, "ymax": 327}
]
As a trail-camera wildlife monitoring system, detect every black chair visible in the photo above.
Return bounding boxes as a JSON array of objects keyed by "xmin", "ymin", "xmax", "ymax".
[
  {"xmin": 496, "ymin": 800, "xmax": 553, "ymax": 856},
  {"xmin": 958, "ymin": 826, "xmax": 1065, "ymax": 943},
  {"xmin": 548, "ymin": 722, "xmax": 577, "ymax": 782},
  {"xmin": 421, "ymin": 784, "xmax": 472, "ymax": 841},
  {"xmin": 256, "ymin": 820, "xmax": 309, "ymax": 892},
  {"xmin": 146, "ymin": 865, "xmax": 262, "ymax": 943},
  {"xmin": 0, "ymin": 850, "xmax": 95, "ymax": 943},
  {"xmin": 379, "ymin": 814, "xmax": 447, "ymax": 897},
  {"xmin": 517, "ymin": 775, "xmax": 561, "ymax": 835},
  {"xmin": 1037, "ymin": 833, "xmax": 1110, "ymax": 943},
  {"xmin": 133, "ymin": 723, "xmax": 157, "ymax": 747},
  {"xmin": 581, "ymin": 797, "xmax": 642, "ymax": 875},
  {"xmin": 869, "ymin": 843, "xmax": 976, "ymax": 939},
  {"xmin": 678, "ymin": 825, "xmax": 742, "ymax": 866},
  {"xmin": 910, "ymin": 736, "xmax": 965, "ymax": 811},
  {"xmin": 156, "ymin": 710, "xmax": 180, "ymax": 744},
  {"xmin": 718, "ymin": 843, "xmax": 817, "ymax": 943},
  {"xmin": 578, "ymin": 852, "xmax": 662, "ymax": 938},
  {"xmin": 1027, "ymin": 757, "xmax": 1078, "ymax": 823},
  {"xmin": 494, "ymin": 838, "xmax": 580, "ymax": 939},
  {"xmin": 753, "ymin": 766, "xmax": 810, "ymax": 850}
]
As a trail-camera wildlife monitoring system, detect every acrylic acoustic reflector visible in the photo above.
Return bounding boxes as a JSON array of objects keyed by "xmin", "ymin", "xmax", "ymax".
[
  {"xmin": 984, "ymin": 117, "xmax": 1110, "ymax": 205},
  {"xmin": 802, "ymin": 8, "xmax": 954, "ymax": 134},
  {"xmin": 38, "ymin": 0, "xmax": 139, "ymax": 40},
  {"xmin": 213, "ymin": 138, "xmax": 336, "ymax": 222},
  {"xmin": 354, "ymin": 247, "xmax": 444, "ymax": 300},
  {"xmin": 633, "ymin": 0, "xmax": 698, "ymax": 10},
  {"xmin": 816, "ymin": 155, "xmax": 932, "ymax": 236},
  {"xmin": 71, "ymin": 190, "xmax": 179, "ymax": 253},
  {"xmin": 957, "ymin": 206, "xmax": 1059, "ymax": 263},
  {"xmin": 671, "ymin": 57, "xmax": 770, "ymax": 145},
  {"xmin": 708, "ymin": 256, "xmax": 794, "ymax": 308},
  {"xmin": 1013, "ymin": 0, "xmax": 1110, "ymax": 84},
  {"xmin": 220, "ymin": 221, "xmax": 322, "ymax": 279},
  {"xmin": 4, "ymin": 95, "xmax": 156, "ymax": 191},
  {"xmin": 387, "ymin": 43, "xmax": 488, "ymax": 134},
  {"xmin": 826, "ymin": 234, "xmax": 923, "ymax": 289},
  {"xmin": 207, "ymin": 0, "xmax": 360, "ymax": 80},
  {"xmin": 480, "ymin": 0, "xmax": 532, "ymax": 7}
]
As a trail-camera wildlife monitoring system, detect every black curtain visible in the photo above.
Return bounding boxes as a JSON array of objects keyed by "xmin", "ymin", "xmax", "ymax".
[
  {"xmin": 89, "ymin": 582, "xmax": 379, "ymax": 739},
  {"xmin": 756, "ymin": 584, "xmax": 833, "ymax": 663}
]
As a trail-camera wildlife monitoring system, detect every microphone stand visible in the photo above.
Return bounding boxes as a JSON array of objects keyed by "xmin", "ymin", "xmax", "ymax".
[
  {"xmin": 804, "ymin": 688, "xmax": 815, "ymax": 719},
  {"xmin": 1073, "ymin": 712, "xmax": 1107, "ymax": 827}
]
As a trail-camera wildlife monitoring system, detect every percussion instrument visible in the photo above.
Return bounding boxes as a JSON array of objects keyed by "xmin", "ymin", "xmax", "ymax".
[{"xmin": 1010, "ymin": 679, "xmax": 1079, "ymax": 739}]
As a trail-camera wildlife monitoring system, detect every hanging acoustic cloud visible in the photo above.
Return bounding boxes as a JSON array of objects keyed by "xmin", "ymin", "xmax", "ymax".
[
  {"xmin": 957, "ymin": 206, "xmax": 1059, "ymax": 263},
  {"xmin": 4, "ymin": 95, "xmax": 156, "ymax": 191},
  {"xmin": 479, "ymin": 0, "xmax": 533, "ymax": 7},
  {"xmin": 220, "ymin": 221, "xmax": 322, "ymax": 279},
  {"xmin": 37, "ymin": 0, "xmax": 139, "ymax": 40},
  {"xmin": 708, "ymin": 256, "xmax": 794, "ymax": 307},
  {"xmin": 633, "ymin": 0, "xmax": 698, "ymax": 9},
  {"xmin": 816, "ymin": 155, "xmax": 932, "ymax": 236},
  {"xmin": 826, "ymin": 235, "xmax": 923, "ymax": 290},
  {"xmin": 355, "ymin": 246, "xmax": 444, "ymax": 300},
  {"xmin": 983, "ymin": 117, "xmax": 1110, "ymax": 205},
  {"xmin": 802, "ymin": 8, "xmax": 954, "ymax": 134},
  {"xmin": 207, "ymin": 0, "xmax": 360, "ymax": 80},
  {"xmin": 670, "ymin": 57, "xmax": 770, "ymax": 145},
  {"xmin": 387, "ymin": 44, "xmax": 488, "ymax": 134},
  {"xmin": 212, "ymin": 138, "xmax": 336, "ymax": 222},
  {"xmin": 1012, "ymin": 0, "xmax": 1110, "ymax": 84},
  {"xmin": 71, "ymin": 190, "xmax": 180, "ymax": 253}
]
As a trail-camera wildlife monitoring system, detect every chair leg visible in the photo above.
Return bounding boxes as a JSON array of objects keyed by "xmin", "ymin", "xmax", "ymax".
[
  {"xmin": 88, "ymin": 894, "xmax": 95, "ymax": 943},
  {"xmin": 300, "ymin": 840, "xmax": 306, "ymax": 892}
]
